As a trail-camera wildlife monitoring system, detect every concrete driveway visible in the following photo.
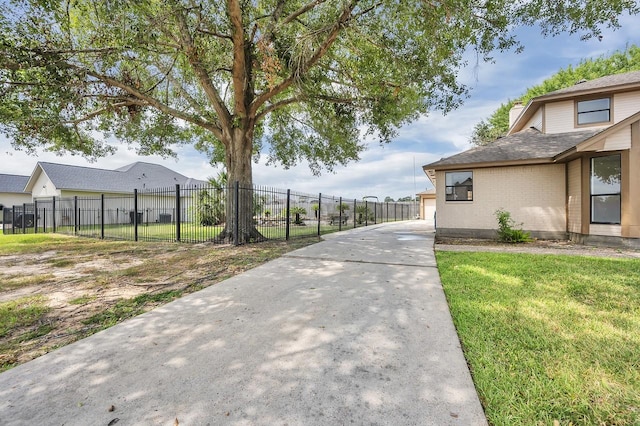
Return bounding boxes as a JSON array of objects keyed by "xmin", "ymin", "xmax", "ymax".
[{"xmin": 0, "ymin": 221, "xmax": 486, "ymax": 425}]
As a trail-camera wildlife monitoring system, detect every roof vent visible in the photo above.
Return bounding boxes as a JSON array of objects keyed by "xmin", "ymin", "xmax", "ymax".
[{"xmin": 575, "ymin": 79, "xmax": 587, "ymax": 85}]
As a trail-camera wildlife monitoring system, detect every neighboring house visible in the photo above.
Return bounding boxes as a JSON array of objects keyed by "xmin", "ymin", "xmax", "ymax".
[
  {"xmin": 0, "ymin": 174, "xmax": 32, "ymax": 222},
  {"xmin": 25, "ymin": 161, "xmax": 205, "ymax": 198},
  {"xmin": 21, "ymin": 161, "xmax": 206, "ymax": 225},
  {"xmin": 417, "ymin": 189, "xmax": 436, "ymax": 226},
  {"xmin": 423, "ymin": 70, "xmax": 640, "ymax": 248}
]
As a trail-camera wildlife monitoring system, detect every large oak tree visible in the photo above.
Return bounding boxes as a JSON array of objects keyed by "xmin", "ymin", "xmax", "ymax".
[{"xmin": 1, "ymin": 0, "xmax": 638, "ymax": 241}]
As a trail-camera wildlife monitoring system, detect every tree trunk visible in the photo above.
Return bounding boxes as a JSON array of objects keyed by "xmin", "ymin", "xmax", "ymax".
[{"xmin": 216, "ymin": 126, "xmax": 265, "ymax": 244}]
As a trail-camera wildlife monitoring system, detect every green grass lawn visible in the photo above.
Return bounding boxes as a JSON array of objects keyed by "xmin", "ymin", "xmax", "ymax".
[
  {"xmin": 7, "ymin": 221, "xmax": 345, "ymax": 242},
  {"xmin": 436, "ymin": 251, "xmax": 640, "ymax": 426},
  {"xmin": 0, "ymin": 233, "xmax": 85, "ymax": 255}
]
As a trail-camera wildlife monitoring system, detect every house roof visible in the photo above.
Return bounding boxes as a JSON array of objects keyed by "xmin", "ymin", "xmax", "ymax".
[
  {"xmin": 25, "ymin": 161, "xmax": 206, "ymax": 194},
  {"xmin": 417, "ymin": 189, "xmax": 436, "ymax": 198},
  {"xmin": 424, "ymin": 128, "xmax": 599, "ymax": 171},
  {"xmin": 0, "ymin": 174, "xmax": 30, "ymax": 194},
  {"xmin": 539, "ymin": 70, "xmax": 640, "ymax": 98},
  {"xmin": 509, "ymin": 70, "xmax": 640, "ymax": 134}
]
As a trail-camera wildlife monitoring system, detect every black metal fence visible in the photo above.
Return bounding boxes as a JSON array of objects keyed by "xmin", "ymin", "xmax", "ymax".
[{"xmin": 2, "ymin": 183, "xmax": 419, "ymax": 244}]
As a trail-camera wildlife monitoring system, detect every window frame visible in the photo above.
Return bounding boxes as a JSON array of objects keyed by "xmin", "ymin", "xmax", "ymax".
[
  {"xmin": 590, "ymin": 154, "xmax": 621, "ymax": 225},
  {"xmin": 444, "ymin": 171, "xmax": 473, "ymax": 202},
  {"xmin": 575, "ymin": 96, "xmax": 612, "ymax": 127}
]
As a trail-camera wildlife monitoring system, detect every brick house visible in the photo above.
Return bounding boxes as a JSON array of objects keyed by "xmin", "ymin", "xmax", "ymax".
[{"xmin": 423, "ymin": 70, "xmax": 640, "ymax": 248}]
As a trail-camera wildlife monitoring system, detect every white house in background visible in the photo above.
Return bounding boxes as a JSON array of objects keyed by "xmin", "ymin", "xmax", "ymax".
[
  {"xmin": 0, "ymin": 174, "xmax": 32, "ymax": 221},
  {"xmin": 24, "ymin": 161, "xmax": 205, "ymax": 198},
  {"xmin": 424, "ymin": 70, "xmax": 640, "ymax": 248},
  {"xmin": 19, "ymin": 161, "xmax": 207, "ymax": 225}
]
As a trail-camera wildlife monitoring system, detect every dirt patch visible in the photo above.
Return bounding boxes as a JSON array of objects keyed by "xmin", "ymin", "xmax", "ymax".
[
  {"xmin": 435, "ymin": 237, "xmax": 640, "ymax": 259},
  {"xmin": 0, "ymin": 237, "xmax": 318, "ymax": 371}
]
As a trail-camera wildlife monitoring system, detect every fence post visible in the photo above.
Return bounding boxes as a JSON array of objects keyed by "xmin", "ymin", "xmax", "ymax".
[
  {"xmin": 43, "ymin": 208, "xmax": 46, "ymax": 233},
  {"xmin": 134, "ymin": 189, "xmax": 139, "ymax": 242},
  {"xmin": 74, "ymin": 196, "xmax": 78, "ymax": 234},
  {"xmin": 373, "ymin": 202, "xmax": 377, "ymax": 225},
  {"xmin": 365, "ymin": 201, "xmax": 369, "ymax": 227},
  {"xmin": 285, "ymin": 189, "xmax": 291, "ymax": 241},
  {"xmin": 234, "ymin": 182, "xmax": 240, "ymax": 245},
  {"xmin": 33, "ymin": 200, "xmax": 38, "ymax": 233},
  {"xmin": 338, "ymin": 196, "xmax": 342, "ymax": 231},
  {"xmin": 317, "ymin": 193, "xmax": 321, "ymax": 237},
  {"xmin": 100, "ymin": 194, "xmax": 105, "ymax": 239},
  {"xmin": 52, "ymin": 197, "xmax": 56, "ymax": 233},
  {"xmin": 21, "ymin": 203, "xmax": 26, "ymax": 234},
  {"xmin": 175, "ymin": 184, "xmax": 181, "ymax": 242},
  {"xmin": 353, "ymin": 199, "xmax": 356, "ymax": 228}
]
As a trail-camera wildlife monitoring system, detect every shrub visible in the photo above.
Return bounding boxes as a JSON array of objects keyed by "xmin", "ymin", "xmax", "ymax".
[
  {"xmin": 290, "ymin": 206, "xmax": 307, "ymax": 225},
  {"xmin": 193, "ymin": 188, "xmax": 225, "ymax": 226},
  {"xmin": 356, "ymin": 205, "xmax": 374, "ymax": 224},
  {"xmin": 495, "ymin": 209, "xmax": 531, "ymax": 243},
  {"xmin": 336, "ymin": 203, "xmax": 350, "ymax": 213}
]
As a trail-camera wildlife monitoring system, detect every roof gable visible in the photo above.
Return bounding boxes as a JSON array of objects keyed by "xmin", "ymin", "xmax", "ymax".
[{"xmin": 509, "ymin": 70, "xmax": 640, "ymax": 134}]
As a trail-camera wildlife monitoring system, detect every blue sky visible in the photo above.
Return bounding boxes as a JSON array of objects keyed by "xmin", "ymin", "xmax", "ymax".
[{"xmin": 1, "ymin": 15, "xmax": 639, "ymax": 200}]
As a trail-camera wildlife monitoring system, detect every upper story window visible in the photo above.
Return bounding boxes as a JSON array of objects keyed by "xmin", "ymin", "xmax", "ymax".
[
  {"xmin": 577, "ymin": 98, "xmax": 611, "ymax": 125},
  {"xmin": 445, "ymin": 171, "xmax": 473, "ymax": 201}
]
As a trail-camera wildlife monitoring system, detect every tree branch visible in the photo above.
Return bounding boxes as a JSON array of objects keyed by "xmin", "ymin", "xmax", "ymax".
[
  {"xmin": 196, "ymin": 28, "xmax": 233, "ymax": 40},
  {"xmin": 85, "ymin": 69, "xmax": 223, "ymax": 139},
  {"xmin": 282, "ymin": 0, "xmax": 328, "ymax": 25},
  {"xmin": 166, "ymin": 73, "xmax": 220, "ymax": 127},
  {"xmin": 250, "ymin": 1, "xmax": 358, "ymax": 115},
  {"xmin": 174, "ymin": 7, "xmax": 232, "ymax": 134},
  {"xmin": 227, "ymin": 0, "xmax": 249, "ymax": 118},
  {"xmin": 256, "ymin": 96, "xmax": 303, "ymax": 121},
  {"xmin": 64, "ymin": 101, "xmax": 141, "ymax": 124},
  {"xmin": 257, "ymin": 92, "xmax": 372, "ymax": 122}
]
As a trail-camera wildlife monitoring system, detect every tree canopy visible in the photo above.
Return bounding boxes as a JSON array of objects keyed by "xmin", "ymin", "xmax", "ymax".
[
  {"xmin": 1, "ymin": 0, "xmax": 638, "ymax": 240},
  {"xmin": 470, "ymin": 45, "xmax": 640, "ymax": 146}
]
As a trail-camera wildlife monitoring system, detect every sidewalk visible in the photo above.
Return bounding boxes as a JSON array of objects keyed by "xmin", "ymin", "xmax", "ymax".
[{"xmin": 0, "ymin": 221, "xmax": 486, "ymax": 425}]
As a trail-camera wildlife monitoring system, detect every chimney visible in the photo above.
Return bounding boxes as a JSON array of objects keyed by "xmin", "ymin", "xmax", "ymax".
[{"xmin": 509, "ymin": 101, "xmax": 524, "ymax": 128}]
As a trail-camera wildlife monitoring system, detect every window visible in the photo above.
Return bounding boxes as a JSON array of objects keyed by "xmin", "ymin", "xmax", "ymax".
[
  {"xmin": 445, "ymin": 171, "xmax": 473, "ymax": 201},
  {"xmin": 590, "ymin": 155, "xmax": 620, "ymax": 224},
  {"xmin": 577, "ymin": 98, "xmax": 610, "ymax": 125}
]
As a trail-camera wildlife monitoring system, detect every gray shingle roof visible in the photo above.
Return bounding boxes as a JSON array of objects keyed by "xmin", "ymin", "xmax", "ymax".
[
  {"xmin": 424, "ymin": 128, "xmax": 600, "ymax": 169},
  {"xmin": 0, "ymin": 174, "xmax": 30, "ymax": 193},
  {"xmin": 36, "ymin": 161, "xmax": 206, "ymax": 193},
  {"xmin": 540, "ymin": 70, "xmax": 640, "ymax": 97}
]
